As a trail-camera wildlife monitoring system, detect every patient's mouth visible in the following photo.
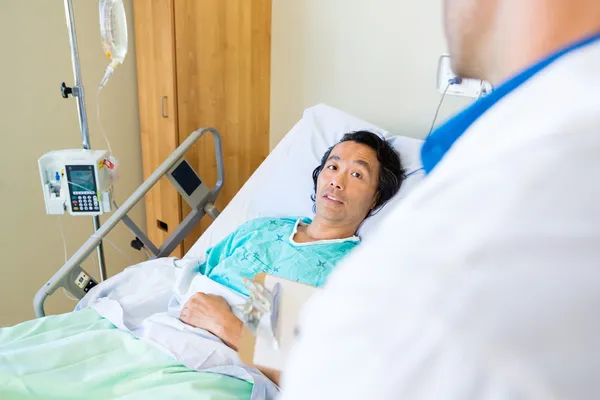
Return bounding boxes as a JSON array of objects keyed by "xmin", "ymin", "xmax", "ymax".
[{"xmin": 323, "ymin": 194, "xmax": 344, "ymax": 204}]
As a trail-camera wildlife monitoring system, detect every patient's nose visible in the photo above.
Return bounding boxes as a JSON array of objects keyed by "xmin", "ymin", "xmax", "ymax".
[{"xmin": 330, "ymin": 175, "xmax": 345, "ymax": 190}]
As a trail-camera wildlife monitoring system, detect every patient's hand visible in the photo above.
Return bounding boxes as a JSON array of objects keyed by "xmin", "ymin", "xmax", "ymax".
[{"xmin": 180, "ymin": 293, "xmax": 243, "ymax": 351}]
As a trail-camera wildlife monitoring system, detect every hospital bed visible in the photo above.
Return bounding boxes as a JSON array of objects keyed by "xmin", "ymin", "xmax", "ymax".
[{"xmin": 0, "ymin": 104, "xmax": 424, "ymax": 400}]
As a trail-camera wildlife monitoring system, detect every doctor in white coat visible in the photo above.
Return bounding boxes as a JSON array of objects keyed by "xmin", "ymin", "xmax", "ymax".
[{"xmin": 281, "ymin": 0, "xmax": 600, "ymax": 399}]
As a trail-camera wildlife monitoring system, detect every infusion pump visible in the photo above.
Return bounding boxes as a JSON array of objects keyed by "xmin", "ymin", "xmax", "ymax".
[{"xmin": 39, "ymin": 149, "xmax": 113, "ymax": 216}]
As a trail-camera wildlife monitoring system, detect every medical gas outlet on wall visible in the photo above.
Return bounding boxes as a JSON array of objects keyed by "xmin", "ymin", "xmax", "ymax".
[{"xmin": 437, "ymin": 54, "xmax": 493, "ymax": 98}]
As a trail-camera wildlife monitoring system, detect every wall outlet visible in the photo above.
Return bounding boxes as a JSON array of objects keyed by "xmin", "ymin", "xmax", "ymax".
[{"xmin": 437, "ymin": 54, "xmax": 492, "ymax": 98}]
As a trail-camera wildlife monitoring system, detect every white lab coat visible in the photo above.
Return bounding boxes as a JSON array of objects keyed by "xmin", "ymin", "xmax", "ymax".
[{"xmin": 280, "ymin": 41, "xmax": 600, "ymax": 399}]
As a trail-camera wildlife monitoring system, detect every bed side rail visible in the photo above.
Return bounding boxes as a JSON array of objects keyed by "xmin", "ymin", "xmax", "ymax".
[{"xmin": 34, "ymin": 127, "xmax": 224, "ymax": 318}]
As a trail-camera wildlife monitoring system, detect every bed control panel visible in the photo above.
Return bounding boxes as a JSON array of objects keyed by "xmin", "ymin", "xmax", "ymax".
[
  {"xmin": 167, "ymin": 158, "xmax": 210, "ymax": 209},
  {"xmin": 74, "ymin": 271, "xmax": 98, "ymax": 293}
]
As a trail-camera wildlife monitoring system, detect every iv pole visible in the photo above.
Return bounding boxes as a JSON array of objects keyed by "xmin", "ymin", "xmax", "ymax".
[{"xmin": 61, "ymin": 0, "xmax": 107, "ymax": 282}]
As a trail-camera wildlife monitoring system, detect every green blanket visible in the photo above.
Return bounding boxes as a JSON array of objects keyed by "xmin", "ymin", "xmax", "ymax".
[{"xmin": 0, "ymin": 309, "xmax": 252, "ymax": 400}]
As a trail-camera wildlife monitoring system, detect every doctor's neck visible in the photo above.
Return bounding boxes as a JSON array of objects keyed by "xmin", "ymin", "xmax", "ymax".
[{"xmin": 482, "ymin": 0, "xmax": 600, "ymax": 85}]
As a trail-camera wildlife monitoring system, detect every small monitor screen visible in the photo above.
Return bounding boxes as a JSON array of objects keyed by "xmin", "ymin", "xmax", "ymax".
[
  {"xmin": 70, "ymin": 169, "xmax": 95, "ymax": 192},
  {"xmin": 171, "ymin": 160, "xmax": 202, "ymax": 196}
]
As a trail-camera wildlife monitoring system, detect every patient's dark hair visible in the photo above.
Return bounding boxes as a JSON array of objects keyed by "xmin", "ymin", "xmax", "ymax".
[{"xmin": 311, "ymin": 130, "xmax": 405, "ymax": 216}]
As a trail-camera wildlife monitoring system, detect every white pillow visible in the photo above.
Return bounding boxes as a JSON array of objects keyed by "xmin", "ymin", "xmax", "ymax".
[{"xmin": 185, "ymin": 104, "xmax": 424, "ymax": 259}]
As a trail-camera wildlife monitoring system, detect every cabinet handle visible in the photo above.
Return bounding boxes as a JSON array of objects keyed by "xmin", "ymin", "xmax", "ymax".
[{"xmin": 161, "ymin": 96, "xmax": 168, "ymax": 118}]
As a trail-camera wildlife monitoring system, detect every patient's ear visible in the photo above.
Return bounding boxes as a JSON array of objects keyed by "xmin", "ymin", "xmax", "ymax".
[{"xmin": 371, "ymin": 193, "xmax": 380, "ymax": 210}]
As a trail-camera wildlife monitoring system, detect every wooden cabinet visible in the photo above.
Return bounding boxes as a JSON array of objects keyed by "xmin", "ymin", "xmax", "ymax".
[{"xmin": 133, "ymin": 0, "xmax": 271, "ymax": 255}]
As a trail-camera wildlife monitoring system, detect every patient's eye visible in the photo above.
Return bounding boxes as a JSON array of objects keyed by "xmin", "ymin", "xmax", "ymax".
[
  {"xmin": 327, "ymin": 165, "xmax": 337, "ymax": 170},
  {"xmin": 351, "ymin": 172, "xmax": 361, "ymax": 178}
]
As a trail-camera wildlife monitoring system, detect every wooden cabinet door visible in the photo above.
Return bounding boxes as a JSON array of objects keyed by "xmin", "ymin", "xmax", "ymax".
[
  {"xmin": 173, "ymin": 0, "xmax": 271, "ymax": 253},
  {"xmin": 133, "ymin": 0, "xmax": 182, "ymax": 257}
]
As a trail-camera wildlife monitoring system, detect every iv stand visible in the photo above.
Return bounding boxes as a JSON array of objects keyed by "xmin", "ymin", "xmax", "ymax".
[{"xmin": 61, "ymin": 0, "xmax": 107, "ymax": 282}]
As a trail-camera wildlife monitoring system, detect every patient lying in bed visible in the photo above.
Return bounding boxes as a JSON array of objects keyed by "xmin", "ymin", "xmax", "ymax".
[
  {"xmin": 178, "ymin": 130, "xmax": 405, "ymax": 351},
  {"xmin": 0, "ymin": 131, "xmax": 405, "ymax": 400}
]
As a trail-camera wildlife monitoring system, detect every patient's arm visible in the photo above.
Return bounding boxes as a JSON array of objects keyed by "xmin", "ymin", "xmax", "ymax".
[
  {"xmin": 181, "ymin": 293, "xmax": 282, "ymax": 385},
  {"xmin": 180, "ymin": 293, "xmax": 243, "ymax": 350}
]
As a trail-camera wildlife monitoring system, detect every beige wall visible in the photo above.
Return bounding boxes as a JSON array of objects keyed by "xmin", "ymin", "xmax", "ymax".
[
  {"xmin": 0, "ymin": 1, "xmax": 146, "ymax": 326},
  {"xmin": 0, "ymin": 0, "xmax": 470, "ymax": 326},
  {"xmin": 270, "ymin": 0, "xmax": 472, "ymax": 148}
]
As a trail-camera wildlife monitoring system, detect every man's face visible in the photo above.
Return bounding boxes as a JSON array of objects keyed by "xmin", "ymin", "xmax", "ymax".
[
  {"xmin": 315, "ymin": 141, "xmax": 380, "ymax": 227},
  {"xmin": 444, "ymin": 0, "xmax": 498, "ymax": 79}
]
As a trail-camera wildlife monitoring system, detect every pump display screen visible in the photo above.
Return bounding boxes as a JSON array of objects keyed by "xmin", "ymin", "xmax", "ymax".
[
  {"xmin": 70, "ymin": 170, "xmax": 95, "ymax": 191},
  {"xmin": 66, "ymin": 165, "xmax": 97, "ymax": 194}
]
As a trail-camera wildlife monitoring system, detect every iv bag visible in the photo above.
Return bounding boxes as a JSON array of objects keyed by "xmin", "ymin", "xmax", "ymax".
[{"xmin": 99, "ymin": 0, "xmax": 128, "ymax": 88}]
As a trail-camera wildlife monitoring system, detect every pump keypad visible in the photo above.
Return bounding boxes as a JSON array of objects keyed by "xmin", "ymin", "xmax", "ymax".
[{"xmin": 72, "ymin": 192, "xmax": 100, "ymax": 212}]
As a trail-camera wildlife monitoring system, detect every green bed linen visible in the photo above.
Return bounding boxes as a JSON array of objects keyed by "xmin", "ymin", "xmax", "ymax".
[{"xmin": 0, "ymin": 308, "xmax": 252, "ymax": 400}]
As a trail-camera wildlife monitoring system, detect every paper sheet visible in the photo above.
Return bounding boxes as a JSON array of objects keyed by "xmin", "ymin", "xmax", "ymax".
[{"xmin": 252, "ymin": 275, "xmax": 318, "ymax": 370}]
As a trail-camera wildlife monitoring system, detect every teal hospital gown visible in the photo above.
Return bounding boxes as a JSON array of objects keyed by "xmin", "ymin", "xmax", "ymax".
[{"xmin": 199, "ymin": 217, "xmax": 359, "ymax": 295}]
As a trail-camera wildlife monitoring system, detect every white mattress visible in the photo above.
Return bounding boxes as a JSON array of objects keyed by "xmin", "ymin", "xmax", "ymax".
[{"xmin": 185, "ymin": 104, "xmax": 424, "ymax": 260}]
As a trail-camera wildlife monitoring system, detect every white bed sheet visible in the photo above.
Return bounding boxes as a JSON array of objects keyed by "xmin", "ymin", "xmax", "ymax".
[
  {"xmin": 186, "ymin": 103, "xmax": 424, "ymax": 260},
  {"xmin": 77, "ymin": 257, "xmax": 278, "ymax": 399}
]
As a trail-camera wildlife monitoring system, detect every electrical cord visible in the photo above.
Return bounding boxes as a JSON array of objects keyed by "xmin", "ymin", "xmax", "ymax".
[
  {"xmin": 427, "ymin": 77, "xmax": 463, "ymax": 139},
  {"xmin": 57, "ymin": 216, "xmax": 79, "ymax": 301},
  {"xmin": 91, "ymin": 232, "xmax": 134, "ymax": 266},
  {"xmin": 405, "ymin": 168, "xmax": 424, "ymax": 177},
  {"xmin": 96, "ymin": 86, "xmax": 113, "ymax": 156}
]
